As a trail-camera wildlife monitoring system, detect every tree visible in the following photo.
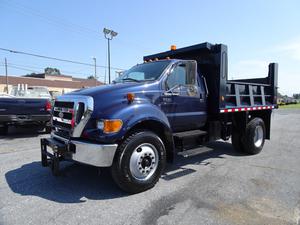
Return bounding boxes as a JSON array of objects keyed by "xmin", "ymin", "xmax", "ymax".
[
  {"xmin": 87, "ymin": 75, "xmax": 96, "ymax": 79},
  {"xmin": 293, "ymin": 93, "xmax": 300, "ymax": 99},
  {"xmin": 44, "ymin": 67, "xmax": 61, "ymax": 75},
  {"xmin": 25, "ymin": 72, "xmax": 37, "ymax": 76}
]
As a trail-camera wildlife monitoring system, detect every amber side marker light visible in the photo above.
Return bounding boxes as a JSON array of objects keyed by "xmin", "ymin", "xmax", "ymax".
[
  {"xmin": 127, "ymin": 93, "xmax": 135, "ymax": 102},
  {"xmin": 170, "ymin": 45, "xmax": 177, "ymax": 50},
  {"xmin": 103, "ymin": 119, "xmax": 123, "ymax": 133}
]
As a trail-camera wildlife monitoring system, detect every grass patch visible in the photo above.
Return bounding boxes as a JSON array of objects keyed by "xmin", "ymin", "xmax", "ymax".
[{"xmin": 279, "ymin": 103, "xmax": 300, "ymax": 109}]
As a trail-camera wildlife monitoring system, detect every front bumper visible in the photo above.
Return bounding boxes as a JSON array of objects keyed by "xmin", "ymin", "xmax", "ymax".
[{"xmin": 41, "ymin": 133, "xmax": 118, "ymax": 167}]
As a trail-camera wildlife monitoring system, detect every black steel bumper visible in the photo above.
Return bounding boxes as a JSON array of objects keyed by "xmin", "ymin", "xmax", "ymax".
[
  {"xmin": 0, "ymin": 114, "xmax": 51, "ymax": 124},
  {"xmin": 40, "ymin": 137, "xmax": 74, "ymax": 175}
]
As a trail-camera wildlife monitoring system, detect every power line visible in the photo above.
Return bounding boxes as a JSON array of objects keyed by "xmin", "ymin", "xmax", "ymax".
[
  {"xmin": 8, "ymin": 62, "xmax": 105, "ymax": 77},
  {"xmin": 1, "ymin": 0, "xmax": 99, "ymax": 41},
  {"xmin": 0, "ymin": 64, "xmax": 40, "ymax": 73},
  {"xmin": 2, "ymin": 0, "xmax": 148, "ymax": 52},
  {"xmin": 0, "ymin": 62, "xmax": 106, "ymax": 78},
  {"xmin": 0, "ymin": 47, "xmax": 124, "ymax": 70}
]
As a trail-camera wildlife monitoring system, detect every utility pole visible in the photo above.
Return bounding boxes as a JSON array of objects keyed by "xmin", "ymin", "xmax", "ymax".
[
  {"xmin": 5, "ymin": 58, "xmax": 8, "ymax": 94},
  {"xmin": 93, "ymin": 57, "xmax": 97, "ymax": 86},
  {"xmin": 103, "ymin": 28, "xmax": 118, "ymax": 84},
  {"xmin": 107, "ymin": 38, "xmax": 111, "ymax": 84}
]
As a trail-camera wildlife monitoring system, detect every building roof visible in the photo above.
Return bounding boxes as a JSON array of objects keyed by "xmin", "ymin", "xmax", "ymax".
[
  {"xmin": 0, "ymin": 75, "xmax": 103, "ymax": 89},
  {"xmin": 24, "ymin": 73, "xmax": 73, "ymax": 79}
]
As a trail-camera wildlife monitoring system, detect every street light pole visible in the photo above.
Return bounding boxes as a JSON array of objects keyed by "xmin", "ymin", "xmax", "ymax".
[
  {"xmin": 93, "ymin": 57, "xmax": 97, "ymax": 86},
  {"xmin": 5, "ymin": 58, "xmax": 8, "ymax": 94},
  {"xmin": 107, "ymin": 38, "xmax": 111, "ymax": 84},
  {"xmin": 103, "ymin": 28, "xmax": 118, "ymax": 84}
]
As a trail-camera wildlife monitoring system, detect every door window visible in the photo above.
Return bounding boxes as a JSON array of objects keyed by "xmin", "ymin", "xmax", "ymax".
[{"xmin": 166, "ymin": 61, "xmax": 196, "ymax": 90}]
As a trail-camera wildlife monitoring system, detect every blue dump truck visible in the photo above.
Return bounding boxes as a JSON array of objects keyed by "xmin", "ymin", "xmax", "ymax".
[{"xmin": 41, "ymin": 43, "xmax": 278, "ymax": 193}]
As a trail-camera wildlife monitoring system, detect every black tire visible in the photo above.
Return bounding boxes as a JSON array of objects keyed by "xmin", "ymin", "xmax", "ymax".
[
  {"xmin": 0, "ymin": 124, "xmax": 8, "ymax": 135},
  {"xmin": 51, "ymin": 156, "xmax": 60, "ymax": 176},
  {"xmin": 242, "ymin": 118, "xmax": 266, "ymax": 155},
  {"xmin": 231, "ymin": 128, "xmax": 245, "ymax": 152},
  {"xmin": 45, "ymin": 126, "xmax": 52, "ymax": 133},
  {"xmin": 41, "ymin": 151, "xmax": 48, "ymax": 167},
  {"xmin": 111, "ymin": 130, "xmax": 166, "ymax": 194}
]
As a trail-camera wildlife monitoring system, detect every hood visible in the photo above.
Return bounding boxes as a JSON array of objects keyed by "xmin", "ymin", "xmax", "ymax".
[
  {"xmin": 65, "ymin": 82, "xmax": 161, "ymax": 119},
  {"xmin": 67, "ymin": 82, "xmax": 157, "ymax": 99}
]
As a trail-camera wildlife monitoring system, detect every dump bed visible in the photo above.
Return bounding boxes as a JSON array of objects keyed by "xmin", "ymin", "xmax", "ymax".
[{"xmin": 144, "ymin": 42, "xmax": 278, "ymax": 114}]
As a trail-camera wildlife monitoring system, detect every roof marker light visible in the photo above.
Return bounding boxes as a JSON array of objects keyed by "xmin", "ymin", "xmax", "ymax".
[{"xmin": 170, "ymin": 45, "xmax": 176, "ymax": 50}]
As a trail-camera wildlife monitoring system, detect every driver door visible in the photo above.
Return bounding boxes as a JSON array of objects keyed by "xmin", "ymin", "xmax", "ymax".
[{"xmin": 161, "ymin": 61, "xmax": 207, "ymax": 132}]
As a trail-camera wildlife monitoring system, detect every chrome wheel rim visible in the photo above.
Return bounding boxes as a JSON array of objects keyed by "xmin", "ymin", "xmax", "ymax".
[
  {"xmin": 254, "ymin": 125, "xmax": 263, "ymax": 147},
  {"xmin": 129, "ymin": 143, "xmax": 159, "ymax": 181}
]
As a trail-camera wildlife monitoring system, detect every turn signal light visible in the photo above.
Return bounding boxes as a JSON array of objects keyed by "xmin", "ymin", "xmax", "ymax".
[
  {"xmin": 103, "ymin": 119, "xmax": 123, "ymax": 133},
  {"xmin": 127, "ymin": 93, "xmax": 135, "ymax": 102}
]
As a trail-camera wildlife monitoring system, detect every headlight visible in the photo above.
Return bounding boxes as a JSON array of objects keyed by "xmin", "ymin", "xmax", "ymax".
[{"xmin": 97, "ymin": 119, "xmax": 123, "ymax": 134}]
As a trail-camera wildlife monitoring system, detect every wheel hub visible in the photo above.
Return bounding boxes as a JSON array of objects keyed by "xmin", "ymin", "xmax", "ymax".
[
  {"xmin": 254, "ymin": 125, "xmax": 263, "ymax": 147},
  {"xmin": 129, "ymin": 143, "xmax": 159, "ymax": 181},
  {"xmin": 141, "ymin": 156, "xmax": 152, "ymax": 168}
]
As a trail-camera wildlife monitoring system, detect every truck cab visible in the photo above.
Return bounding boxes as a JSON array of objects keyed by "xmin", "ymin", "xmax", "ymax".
[{"xmin": 41, "ymin": 42, "xmax": 278, "ymax": 193}]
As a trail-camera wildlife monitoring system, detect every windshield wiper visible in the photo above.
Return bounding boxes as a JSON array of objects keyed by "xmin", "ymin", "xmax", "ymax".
[{"xmin": 121, "ymin": 78, "xmax": 140, "ymax": 83}]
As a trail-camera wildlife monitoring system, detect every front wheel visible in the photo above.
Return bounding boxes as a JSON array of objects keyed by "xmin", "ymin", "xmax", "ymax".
[{"xmin": 111, "ymin": 130, "xmax": 166, "ymax": 194}]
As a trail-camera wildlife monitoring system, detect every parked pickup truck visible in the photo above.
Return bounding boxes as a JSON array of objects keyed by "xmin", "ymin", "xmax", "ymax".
[
  {"xmin": 0, "ymin": 86, "xmax": 52, "ymax": 135},
  {"xmin": 41, "ymin": 43, "xmax": 278, "ymax": 193}
]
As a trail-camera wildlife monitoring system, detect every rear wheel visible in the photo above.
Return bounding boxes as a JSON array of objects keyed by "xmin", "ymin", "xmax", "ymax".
[
  {"xmin": 0, "ymin": 124, "xmax": 8, "ymax": 135},
  {"xmin": 231, "ymin": 128, "xmax": 245, "ymax": 152},
  {"xmin": 242, "ymin": 118, "xmax": 265, "ymax": 154},
  {"xmin": 111, "ymin": 130, "xmax": 166, "ymax": 193}
]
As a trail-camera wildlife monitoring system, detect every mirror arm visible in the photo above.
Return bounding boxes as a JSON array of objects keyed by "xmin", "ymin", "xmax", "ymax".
[
  {"xmin": 164, "ymin": 84, "xmax": 180, "ymax": 96},
  {"xmin": 202, "ymin": 76, "xmax": 209, "ymax": 97}
]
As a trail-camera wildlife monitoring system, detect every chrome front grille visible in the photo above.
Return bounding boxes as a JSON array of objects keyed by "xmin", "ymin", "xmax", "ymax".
[{"xmin": 51, "ymin": 95, "xmax": 94, "ymax": 138}]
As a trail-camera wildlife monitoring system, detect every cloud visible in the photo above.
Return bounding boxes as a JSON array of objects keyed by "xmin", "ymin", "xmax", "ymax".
[
  {"xmin": 229, "ymin": 60, "xmax": 269, "ymax": 80},
  {"xmin": 228, "ymin": 37, "xmax": 300, "ymax": 96},
  {"xmin": 274, "ymin": 37, "xmax": 300, "ymax": 61}
]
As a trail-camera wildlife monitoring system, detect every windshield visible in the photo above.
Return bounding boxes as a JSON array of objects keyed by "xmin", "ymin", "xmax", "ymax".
[{"xmin": 114, "ymin": 61, "xmax": 170, "ymax": 83}]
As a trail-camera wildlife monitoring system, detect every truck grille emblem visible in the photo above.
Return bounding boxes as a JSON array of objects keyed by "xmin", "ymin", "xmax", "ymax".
[{"xmin": 58, "ymin": 111, "xmax": 64, "ymax": 118}]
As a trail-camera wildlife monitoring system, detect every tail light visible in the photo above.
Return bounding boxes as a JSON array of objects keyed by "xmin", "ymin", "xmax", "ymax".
[
  {"xmin": 69, "ymin": 109, "xmax": 75, "ymax": 128},
  {"xmin": 45, "ymin": 100, "xmax": 52, "ymax": 112}
]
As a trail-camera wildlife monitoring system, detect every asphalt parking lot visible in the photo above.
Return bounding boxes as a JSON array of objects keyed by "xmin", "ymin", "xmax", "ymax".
[{"xmin": 0, "ymin": 109, "xmax": 300, "ymax": 225}]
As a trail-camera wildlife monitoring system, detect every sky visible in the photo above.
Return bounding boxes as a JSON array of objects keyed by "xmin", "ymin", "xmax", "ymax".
[{"xmin": 0, "ymin": 0, "xmax": 299, "ymax": 95}]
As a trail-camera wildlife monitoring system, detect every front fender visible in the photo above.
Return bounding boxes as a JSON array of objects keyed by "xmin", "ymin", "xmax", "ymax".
[{"xmin": 115, "ymin": 103, "xmax": 172, "ymax": 137}]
